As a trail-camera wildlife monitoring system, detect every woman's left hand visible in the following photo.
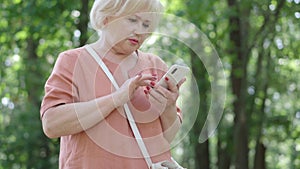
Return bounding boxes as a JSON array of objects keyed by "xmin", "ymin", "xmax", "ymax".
[
  {"xmin": 147, "ymin": 77, "xmax": 186, "ymax": 113},
  {"xmin": 146, "ymin": 77, "xmax": 186, "ymax": 142}
]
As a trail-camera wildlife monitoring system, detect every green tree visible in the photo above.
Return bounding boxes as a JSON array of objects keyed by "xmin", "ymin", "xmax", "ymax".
[
  {"xmin": 163, "ymin": 0, "xmax": 300, "ymax": 169},
  {"xmin": 0, "ymin": 0, "xmax": 92, "ymax": 168}
]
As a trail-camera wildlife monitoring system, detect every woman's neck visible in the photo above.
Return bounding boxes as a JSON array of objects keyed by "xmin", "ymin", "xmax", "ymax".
[{"xmin": 90, "ymin": 39, "xmax": 138, "ymax": 69}]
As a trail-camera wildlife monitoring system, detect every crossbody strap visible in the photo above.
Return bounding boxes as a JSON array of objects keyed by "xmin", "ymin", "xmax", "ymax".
[{"xmin": 85, "ymin": 45, "xmax": 153, "ymax": 168}]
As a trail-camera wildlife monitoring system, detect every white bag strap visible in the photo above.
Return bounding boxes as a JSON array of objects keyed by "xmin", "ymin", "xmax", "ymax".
[{"xmin": 85, "ymin": 45, "xmax": 153, "ymax": 168}]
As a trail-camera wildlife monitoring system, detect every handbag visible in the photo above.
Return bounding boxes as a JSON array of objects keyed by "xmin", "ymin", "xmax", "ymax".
[{"xmin": 85, "ymin": 45, "xmax": 185, "ymax": 169}]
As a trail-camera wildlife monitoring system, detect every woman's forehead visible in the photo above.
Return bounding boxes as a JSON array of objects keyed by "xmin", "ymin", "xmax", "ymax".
[{"xmin": 132, "ymin": 12, "xmax": 157, "ymax": 22}]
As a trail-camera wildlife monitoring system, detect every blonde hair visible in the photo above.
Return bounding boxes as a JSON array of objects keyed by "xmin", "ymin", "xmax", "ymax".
[{"xmin": 90, "ymin": 0, "xmax": 164, "ymax": 31}]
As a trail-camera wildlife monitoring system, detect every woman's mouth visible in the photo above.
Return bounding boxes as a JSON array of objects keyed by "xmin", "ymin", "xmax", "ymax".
[{"xmin": 128, "ymin": 38, "xmax": 139, "ymax": 45}]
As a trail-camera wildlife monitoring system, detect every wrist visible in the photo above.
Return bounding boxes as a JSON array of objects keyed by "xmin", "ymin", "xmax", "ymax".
[
  {"xmin": 111, "ymin": 90, "xmax": 129, "ymax": 107},
  {"xmin": 162, "ymin": 104, "xmax": 177, "ymax": 119},
  {"xmin": 165, "ymin": 104, "xmax": 177, "ymax": 113}
]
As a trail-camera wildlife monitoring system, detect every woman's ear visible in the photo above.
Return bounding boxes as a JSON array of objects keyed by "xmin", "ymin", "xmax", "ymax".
[
  {"xmin": 103, "ymin": 17, "xmax": 109, "ymax": 26},
  {"xmin": 103, "ymin": 16, "xmax": 114, "ymax": 26}
]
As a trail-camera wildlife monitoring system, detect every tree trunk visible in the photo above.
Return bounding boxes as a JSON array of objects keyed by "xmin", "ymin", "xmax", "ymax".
[
  {"xmin": 253, "ymin": 141, "xmax": 266, "ymax": 169},
  {"xmin": 26, "ymin": 37, "xmax": 42, "ymax": 107},
  {"xmin": 190, "ymin": 50, "xmax": 210, "ymax": 169},
  {"xmin": 217, "ymin": 138, "xmax": 231, "ymax": 169},
  {"xmin": 252, "ymin": 49, "xmax": 271, "ymax": 169},
  {"xmin": 226, "ymin": 0, "xmax": 250, "ymax": 168},
  {"xmin": 196, "ymin": 141, "xmax": 210, "ymax": 169},
  {"xmin": 248, "ymin": 1, "xmax": 285, "ymax": 168},
  {"xmin": 25, "ymin": 36, "xmax": 52, "ymax": 168},
  {"xmin": 78, "ymin": 0, "xmax": 90, "ymax": 46}
]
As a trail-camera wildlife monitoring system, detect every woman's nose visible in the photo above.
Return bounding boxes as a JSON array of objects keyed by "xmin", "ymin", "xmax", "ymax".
[{"xmin": 134, "ymin": 22, "xmax": 147, "ymax": 35}]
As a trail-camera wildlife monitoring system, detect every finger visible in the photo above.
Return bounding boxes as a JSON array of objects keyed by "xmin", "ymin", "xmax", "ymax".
[
  {"xmin": 149, "ymin": 87, "xmax": 166, "ymax": 101},
  {"xmin": 163, "ymin": 77, "xmax": 178, "ymax": 92},
  {"xmin": 148, "ymin": 91, "xmax": 167, "ymax": 113},
  {"xmin": 133, "ymin": 74, "xmax": 157, "ymax": 86},
  {"xmin": 177, "ymin": 77, "xmax": 186, "ymax": 88},
  {"xmin": 138, "ymin": 79, "xmax": 153, "ymax": 87},
  {"xmin": 134, "ymin": 74, "xmax": 142, "ymax": 81},
  {"xmin": 140, "ymin": 74, "xmax": 157, "ymax": 81},
  {"xmin": 144, "ymin": 89, "xmax": 150, "ymax": 99},
  {"xmin": 153, "ymin": 84, "xmax": 169, "ymax": 97},
  {"xmin": 154, "ymin": 84, "xmax": 180, "ymax": 105}
]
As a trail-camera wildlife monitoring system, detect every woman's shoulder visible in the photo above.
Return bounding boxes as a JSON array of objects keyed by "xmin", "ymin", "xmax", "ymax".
[
  {"xmin": 53, "ymin": 47, "xmax": 86, "ymax": 72},
  {"xmin": 138, "ymin": 50, "xmax": 166, "ymax": 65},
  {"xmin": 58, "ymin": 47, "xmax": 85, "ymax": 60}
]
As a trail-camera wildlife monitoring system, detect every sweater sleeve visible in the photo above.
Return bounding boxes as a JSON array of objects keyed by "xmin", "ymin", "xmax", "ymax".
[{"xmin": 40, "ymin": 50, "xmax": 79, "ymax": 118}]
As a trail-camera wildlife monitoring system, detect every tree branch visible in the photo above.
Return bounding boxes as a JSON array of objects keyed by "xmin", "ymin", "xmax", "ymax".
[{"xmin": 246, "ymin": 0, "xmax": 286, "ymax": 57}]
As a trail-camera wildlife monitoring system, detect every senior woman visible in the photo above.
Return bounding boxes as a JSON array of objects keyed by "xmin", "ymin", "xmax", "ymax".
[{"xmin": 40, "ymin": 0, "xmax": 185, "ymax": 168}]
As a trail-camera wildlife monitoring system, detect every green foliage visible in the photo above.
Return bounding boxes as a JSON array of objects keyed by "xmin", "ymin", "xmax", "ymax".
[
  {"xmin": 164, "ymin": 0, "xmax": 300, "ymax": 168},
  {"xmin": 0, "ymin": 0, "xmax": 87, "ymax": 168}
]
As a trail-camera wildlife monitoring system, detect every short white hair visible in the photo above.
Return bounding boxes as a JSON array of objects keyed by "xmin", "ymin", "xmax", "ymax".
[{"xmin": 90, "ymin": 0, "xmax": 164, "ymax": 31}]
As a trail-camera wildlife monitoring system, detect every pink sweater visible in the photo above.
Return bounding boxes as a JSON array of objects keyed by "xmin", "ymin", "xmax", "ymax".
[{"xmin": 41, "ymin": 47, "xmax": 182, "ymax": 169}]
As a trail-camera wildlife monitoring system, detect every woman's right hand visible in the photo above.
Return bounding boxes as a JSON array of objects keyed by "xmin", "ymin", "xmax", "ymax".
[
  {"xmin": 112, "ymin": 74, "xmax": 157, "ymax": 107},
  {"xmin": 42, "ymin": 73, "xmax": 156, "ymax": 138}
]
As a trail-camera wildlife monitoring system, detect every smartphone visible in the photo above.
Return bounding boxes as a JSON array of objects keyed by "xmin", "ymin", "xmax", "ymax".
[{"xmin": 157, "ymin": 64, "xmax": 190, "ymax": 88}]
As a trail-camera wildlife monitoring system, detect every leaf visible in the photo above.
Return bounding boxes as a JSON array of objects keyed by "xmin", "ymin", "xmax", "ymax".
[{"xmin": 15, "ymin": 30, "xmax": 28, "ymax": 41}]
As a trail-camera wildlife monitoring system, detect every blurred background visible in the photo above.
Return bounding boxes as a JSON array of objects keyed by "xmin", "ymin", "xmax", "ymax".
[{"xmin": 0, "ymin": 0, "xmax": 299, "ymax": 168}]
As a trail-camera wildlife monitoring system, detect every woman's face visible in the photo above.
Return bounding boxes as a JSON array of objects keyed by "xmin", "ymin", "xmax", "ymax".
[{"xmin": 102, "ymin": 12, "xmax": 155, "ymax": 55}]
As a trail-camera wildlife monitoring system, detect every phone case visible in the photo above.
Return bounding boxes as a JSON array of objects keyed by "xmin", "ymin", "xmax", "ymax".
[{"xmin": 158, "ymin": 64, "xmax": 190, "ymax": 88}]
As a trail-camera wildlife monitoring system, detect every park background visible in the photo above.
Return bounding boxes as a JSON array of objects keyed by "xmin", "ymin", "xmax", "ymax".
[{"xmin": 0, "ymin": 0, "xmax": 299, "ymax": 168}]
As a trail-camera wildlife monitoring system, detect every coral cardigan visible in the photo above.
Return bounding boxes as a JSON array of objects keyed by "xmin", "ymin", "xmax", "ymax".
[{"xmin": 41, "ymin": 47, "xmax": 182, "ymax": 169}]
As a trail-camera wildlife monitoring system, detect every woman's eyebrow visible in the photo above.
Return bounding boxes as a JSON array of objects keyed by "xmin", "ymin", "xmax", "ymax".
[{"xmin": 134, "ymin": 14, "xmax": 151, "ymax": 23}]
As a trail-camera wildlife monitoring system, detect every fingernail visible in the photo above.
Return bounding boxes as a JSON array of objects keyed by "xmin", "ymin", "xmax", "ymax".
[
  {"xmin": 146, "ymin": 86, "xmax": 151, "ymax": 91},
  {"xmin": 144, "ymin": 90, "xmax": 148, "ymax": 95},
  {"xmin": 150, "ymin": 81, "xmax": 156, "ymax": 87},
  {"xmin": 165, "ymin": 77, "xmax": 169, "ymax": 81}
]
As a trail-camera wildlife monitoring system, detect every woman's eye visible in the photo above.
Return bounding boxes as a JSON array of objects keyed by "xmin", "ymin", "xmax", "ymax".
[
  {"xmin": 128, "ymin": 18, "xmax": 137, "ymax": 22},
  {"xmin": 143, "ymin": 23, "xmax": 150, "ymax": 28}
]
